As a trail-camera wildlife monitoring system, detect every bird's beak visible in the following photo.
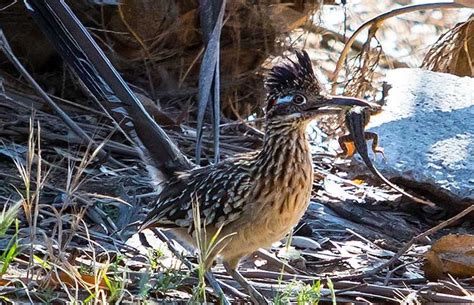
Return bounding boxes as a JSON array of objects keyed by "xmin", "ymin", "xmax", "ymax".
[
  {"xmin": 306, "ymin": 95, "xmax": 379, "ymax": 115},
  {"xmin": 324, "ymin": 95, "xmax": 372, "ymax": 107}
]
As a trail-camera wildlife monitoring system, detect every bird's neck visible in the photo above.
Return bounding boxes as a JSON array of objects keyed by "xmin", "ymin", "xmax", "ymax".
[{"xmin": 255, "ymin": 119, "xmax": 312, "ymax": 176}]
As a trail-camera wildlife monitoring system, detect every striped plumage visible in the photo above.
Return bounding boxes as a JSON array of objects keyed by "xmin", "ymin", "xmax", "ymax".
[
  {"xmin": 142, "ymin": 119, "xmax": 313, "ymax": 268},
  {"xmin": 140, "ymin": 51, "xmax": 370, "ymax": 270}
]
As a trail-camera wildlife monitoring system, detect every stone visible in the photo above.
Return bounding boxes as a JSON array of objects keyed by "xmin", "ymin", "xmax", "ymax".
[
  {"xmin": 289, "ymin": 236, "xmax": 321, "ymax": 250},
  {"xmin": 363, "ymin": 68, "xmax": 473, "ymax": 202}
]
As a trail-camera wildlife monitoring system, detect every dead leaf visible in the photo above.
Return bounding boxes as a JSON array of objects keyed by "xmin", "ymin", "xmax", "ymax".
[
  {"xmin": 423, "ymin": 234, "xmax": 474, "ymax": 280},
  {"xmin": 52, "ymin": 271, "xmax": 109, "ymax": 290}
]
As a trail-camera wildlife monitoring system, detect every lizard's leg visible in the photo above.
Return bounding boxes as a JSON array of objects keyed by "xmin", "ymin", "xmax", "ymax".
[
  {"xmin": 337, "ymin": 135, "xmax": 356, "ymax": 158},
  {"xmin": 365, "ymin": 132, "xmax": 387, "ymax": 161}
]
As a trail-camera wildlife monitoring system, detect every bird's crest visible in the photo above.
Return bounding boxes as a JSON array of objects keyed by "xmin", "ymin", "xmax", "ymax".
[{"xmin": 265, "ymin": 51, "xmax": 323, "ymax": 112}]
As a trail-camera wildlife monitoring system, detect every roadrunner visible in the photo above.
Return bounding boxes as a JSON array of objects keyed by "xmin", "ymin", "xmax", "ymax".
[
  {"xmin": 139, "ymin": 51, "xmax": 370, "ymax": 302},
  {"xmin": 25, "ymin": 3, "xmax": 370, "ymax": 304}
]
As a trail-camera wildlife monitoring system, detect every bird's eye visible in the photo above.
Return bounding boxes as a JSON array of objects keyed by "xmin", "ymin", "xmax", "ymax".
[{"xmin": 293, "ymin": 94, "xmax": 307, "ymax": 105}]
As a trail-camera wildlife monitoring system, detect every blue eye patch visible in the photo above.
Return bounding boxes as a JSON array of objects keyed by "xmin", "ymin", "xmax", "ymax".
[{"xmin": 276, "ymin": 95, "xmax": 293, "ymax": 104}]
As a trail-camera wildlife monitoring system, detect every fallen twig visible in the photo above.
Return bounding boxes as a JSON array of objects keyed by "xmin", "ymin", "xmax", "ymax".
[{"xmin": 337, "ymin": 204, "xmax": 474, "ymax": 281}]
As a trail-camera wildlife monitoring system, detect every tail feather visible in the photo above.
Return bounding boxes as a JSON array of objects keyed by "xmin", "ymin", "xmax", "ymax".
[{"xmin": 24, "ymin": 0, "xmax": 194, "ymax": 181}]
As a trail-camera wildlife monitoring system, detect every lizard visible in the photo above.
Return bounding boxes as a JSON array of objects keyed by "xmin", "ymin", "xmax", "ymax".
[{"xmin": 338, "ymin": 106, "xmax": 435, "ymax": 207}]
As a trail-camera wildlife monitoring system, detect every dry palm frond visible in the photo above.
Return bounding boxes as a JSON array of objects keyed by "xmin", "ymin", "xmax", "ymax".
[{"xmin": 421, "ymin": 16, "xmax": 474, "ymax": 77}]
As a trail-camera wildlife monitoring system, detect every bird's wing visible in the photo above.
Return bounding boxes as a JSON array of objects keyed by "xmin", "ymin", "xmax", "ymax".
[{"xmin": 140, "ymin": 158, "xmax": 253, "ymax": 233}]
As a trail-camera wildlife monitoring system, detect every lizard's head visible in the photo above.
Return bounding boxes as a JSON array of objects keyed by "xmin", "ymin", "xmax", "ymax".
[{"xmin": 264, "ymin": 50, "xmax": 371, "ymax": 123}]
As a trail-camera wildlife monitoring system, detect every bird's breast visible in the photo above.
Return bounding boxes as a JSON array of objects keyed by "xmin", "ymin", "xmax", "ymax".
[{"xmin": 250, "ymin": 132, "xmax": 314, "ymax": 238}]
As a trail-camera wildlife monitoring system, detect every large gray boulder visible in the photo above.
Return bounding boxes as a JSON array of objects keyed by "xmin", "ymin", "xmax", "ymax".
[{"xmin": 364, "ymin": 68, "xmax": 473, "ymax": 202}]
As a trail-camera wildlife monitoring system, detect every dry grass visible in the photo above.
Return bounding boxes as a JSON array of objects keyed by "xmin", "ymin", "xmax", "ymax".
[{"xmin": 422, "ymin": 16, "xmax": 474, "ymax": 76}]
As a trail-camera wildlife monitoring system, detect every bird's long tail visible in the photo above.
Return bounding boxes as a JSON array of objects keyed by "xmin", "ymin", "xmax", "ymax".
[{"xmin": 24, "ymin": 0, "xmax": 194, "ymax": 181}]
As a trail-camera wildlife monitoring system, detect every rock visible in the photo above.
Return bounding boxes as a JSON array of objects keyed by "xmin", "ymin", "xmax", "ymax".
[
  {"xmin": 364, "ymin": 68, "xmax": 473, "ymax": 202},
  {"xmin": 289, "ymin": 236, "xmax": 321, "ymax": 250}
]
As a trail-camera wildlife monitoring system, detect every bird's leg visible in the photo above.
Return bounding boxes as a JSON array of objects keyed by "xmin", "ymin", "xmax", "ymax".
[
  {"xmin": 204, "ymin": 271, "xmax": 231, "ymax": 305},
  {"xmin": 223, "ymin": 261, "xmax": 269, "ymax": 305},
  {"xmin": 153, "ymin": 229, "xmax": 231, "ymax": 303}
]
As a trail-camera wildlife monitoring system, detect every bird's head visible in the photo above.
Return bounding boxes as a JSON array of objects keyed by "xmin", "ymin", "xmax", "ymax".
[{"xmin": 264, "ymin": 50, "xmax": 372, "ymax": 123}]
